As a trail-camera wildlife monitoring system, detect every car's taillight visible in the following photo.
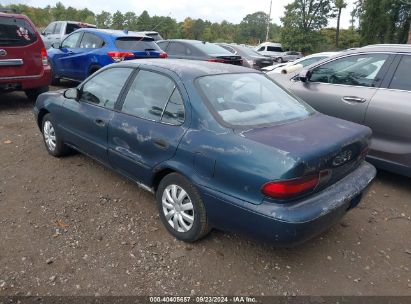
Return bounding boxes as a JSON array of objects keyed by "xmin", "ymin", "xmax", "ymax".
[
  {"xmin": 107, "ymin": 51, "xmax": 135, "ymax": 62},
  {"xmin": 41, "ymin": 48, "xmax": 48, "ymax": 66},
  {"xmin": 261, "ymin": 170, "xmax": 331, "ymax": 200},
  {"xmin": 159, "ymin": 52, "xmax": 168, "ymax": 58},
  {"xmin": 207, "ymin": 58, "xmax": 226, "ymax": 63}
]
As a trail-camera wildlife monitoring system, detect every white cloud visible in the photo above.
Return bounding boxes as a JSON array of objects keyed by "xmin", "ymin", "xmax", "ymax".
[{"xmin": 5, "ymin": 0, "xmax": 356, "ymax": 28}]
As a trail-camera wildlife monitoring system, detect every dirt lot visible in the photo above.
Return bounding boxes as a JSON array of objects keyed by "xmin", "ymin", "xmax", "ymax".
[{"xmin": 0, "ymin": 86, "xmax": 411, "ymax": 297}]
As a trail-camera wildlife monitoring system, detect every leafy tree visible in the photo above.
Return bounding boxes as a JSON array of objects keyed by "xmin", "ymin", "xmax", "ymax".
[
  {"xmin": 138, "ymin": 11, "xmax": 151, "ymax": 31},
  {"xmin": 281, "ymin": 0, "xmax": 333, "ymax": 52},
  {"xmin": 111, "ymin": 11, "xmax": 125, "ymax": 30},
  {"xmin": 333, "ymin": 0, "xmax": 347, "ymax": 48},
  {"xmin": 182, "ymin": 17, "xmax": 194, "ymax": 39},
  {"xmin": 96, "ymin": 11, "xmax": 112, "ymax": 28},
  {"xmin": 124, "ymin": 12, "xmax": 138, "ymax": 30},
  {"xmin": 239, "ymin": 11, "xmax": 269, "ymax": 44},
  {"xmin": 359, "ymin": 0, "xmax": 411, "ymax": 44}
]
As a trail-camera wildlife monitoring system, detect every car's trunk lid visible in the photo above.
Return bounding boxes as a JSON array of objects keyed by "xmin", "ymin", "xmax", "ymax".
[
  {"xmin": 211, "ymin": 54, "xmax": 243, "ymax": 66},
  {"xmin": 240, "ymin": 114, "xmax": 371, "ymax": 188}
]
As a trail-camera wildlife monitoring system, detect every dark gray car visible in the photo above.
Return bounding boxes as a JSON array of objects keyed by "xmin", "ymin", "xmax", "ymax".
[
  {"xmin": 272, "ymin": 44, "xmax": 411, "ymax": 177},
  {"xmin": 157, "ymin": 39, "xmax": 242, "ymax": 66},
  {"xmin": 216, "ymin": 43, "xmax": 274, "ymax": 70}
]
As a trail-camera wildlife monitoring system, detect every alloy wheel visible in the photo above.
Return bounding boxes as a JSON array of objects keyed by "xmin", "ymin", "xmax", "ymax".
[{"xmin": 43, "ymin": 120, "xmax": 56, "ymax": 152}]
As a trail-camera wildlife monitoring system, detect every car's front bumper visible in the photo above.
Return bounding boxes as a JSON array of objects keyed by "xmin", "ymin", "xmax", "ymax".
[{"xmin": 200, "ymin": 161, "xmax": 376, "ymax": 246}]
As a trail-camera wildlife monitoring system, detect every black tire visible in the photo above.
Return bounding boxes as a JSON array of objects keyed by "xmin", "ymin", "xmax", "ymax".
[
  {"xmin": 48, "ymin": 60, "xmax": 60, "ymax": 85},
  {"xmin": 25, "ymin": 86, "xmax": 49, "ymax": 101},
  {"xmin": 277, "ymin": 57, "xmax": 283, "ymax": 63},
  {"xmin": 41, "ymin": 113, "xmax": 70, "ymax": 157},
  {"xmin": 156, "ymin": 173, "xmax": 211, "ymax": 242}
]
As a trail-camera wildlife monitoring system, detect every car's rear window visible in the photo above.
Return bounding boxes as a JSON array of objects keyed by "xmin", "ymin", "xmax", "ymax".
[
  {"xmin": 0, "ymin": 16, "xmax": 37, "ymax": 46},
  {"xmin": 196, "ymin": 73, "xmax": 314, "ymax": 127},
  {"xmin": 66, "ymin": 23, "xmax": 96, "ymax": 35},
  {"xmin": 115, "ymin": 37, "xmax": 162, "ymax": 51}
]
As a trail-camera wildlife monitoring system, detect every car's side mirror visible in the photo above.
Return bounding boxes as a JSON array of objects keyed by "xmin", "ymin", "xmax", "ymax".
[
  {"xmin": 51, "ymin": 42, "xmax": 61, "ymax": 49},
  {"xmin": 42, "ymin": 31, "xmax": 47, "ymax": 36},
  {"xmin": 63, "ymin": 88, "xmax": 79, "ymax": 101},
  {"xmin": 298, "ymin": 69, "xmax": 312, "ymax": 82}
]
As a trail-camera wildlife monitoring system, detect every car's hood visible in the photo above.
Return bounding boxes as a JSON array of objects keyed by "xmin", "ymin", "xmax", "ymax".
[{"xmin": 239, "ymin": 114, "xmax": 371, "ymax": 181}]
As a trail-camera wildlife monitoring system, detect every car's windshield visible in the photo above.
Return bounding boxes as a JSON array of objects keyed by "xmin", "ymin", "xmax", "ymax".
[{"xmin": 196, "ymin": 73, "xmax": 315, "ymax": 127}]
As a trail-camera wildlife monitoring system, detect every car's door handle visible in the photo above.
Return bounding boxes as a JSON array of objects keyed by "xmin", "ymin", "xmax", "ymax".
[
  {"xmin": 342, "ymin": 96, "xmax": 367, "ymax": 103},
  {"xmin": 153, "ymin": 139, "xmax": 169, "ymax": 150},
  {"xmin": 94, "ymin": 118, "xmax": 106, "ymax": 127}
]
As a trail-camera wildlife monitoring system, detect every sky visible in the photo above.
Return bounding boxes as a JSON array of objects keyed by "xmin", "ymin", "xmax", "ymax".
[{"xmin": 4, "ymin": 0, "xmax": 357, "ymax": 29}]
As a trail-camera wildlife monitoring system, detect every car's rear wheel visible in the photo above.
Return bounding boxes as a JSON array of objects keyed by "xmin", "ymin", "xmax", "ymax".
[
  {"xmin": 277, "ymin": 57, "xmax": 283, "ymax": 63},
  {"xmin": 25, "ymin": 86, "xmax": 49, "ymax": 101},
  {"xmin": 156, "ymin": 173, "xmax": 211, "ymax": 242},
  {"xmin": 41, "ymin": 114, "xmax": 70, "ymax": 157}
]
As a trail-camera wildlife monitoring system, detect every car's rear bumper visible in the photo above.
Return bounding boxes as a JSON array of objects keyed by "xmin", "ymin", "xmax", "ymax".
[
  {"xmin": 0, "ymin": 65, "xmax": 51, "ymax": 91},
  {"xmin": 200, "ymin": 161, "xmax": 376, "ymax": 246}
]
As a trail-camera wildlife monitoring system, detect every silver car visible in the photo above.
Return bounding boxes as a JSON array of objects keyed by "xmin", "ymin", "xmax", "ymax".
[
  {"xmin": 275, "ymin": 51, "xmax": 303, "ymax": 63},
  {"xmin": 272, "ymin": 44, "xmax": 411, "ymax": 177},
  {"xmin": 41, "ymin": 21, "xmax": 96, "ymax": 49}
]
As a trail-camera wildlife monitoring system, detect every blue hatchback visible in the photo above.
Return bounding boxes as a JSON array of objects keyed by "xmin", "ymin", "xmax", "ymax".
[
  {"xmin": 34, "ymin": 60, "xmax": 376, "ymax": 245},
  {"xmin": 47, "ymin": 29, "xmax": 167, "ymax": 83}
]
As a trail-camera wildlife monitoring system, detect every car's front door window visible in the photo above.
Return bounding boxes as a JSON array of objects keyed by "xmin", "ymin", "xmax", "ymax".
[
  {"xmin": 309, "ymin": 53, "xmax": 389, "ymax": 87},
  {"xmin": 79, "ymin": 68, "xmax": 133, "ymax": 109},
  {"xmin": 121, "ymin": 70, "xmax": 179, "ymax": 121},
  {"xmin": 61, "ymin": 32, "xmax": 82, "ymax": 48}
]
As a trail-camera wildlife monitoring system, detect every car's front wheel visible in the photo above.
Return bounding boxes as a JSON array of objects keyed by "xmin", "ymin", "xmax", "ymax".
[
  {"xmin": 156, "ymin": 173, "xmax": 211, "ymax": 242},
  {"xmin": 42, "ymin": 114, "xmax": 70, "ymax": 157}
]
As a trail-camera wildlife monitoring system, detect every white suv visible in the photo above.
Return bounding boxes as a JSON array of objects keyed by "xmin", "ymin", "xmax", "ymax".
[{"xmin": 255, "ymin": 42, "xmax": 283, "ymax": 58}]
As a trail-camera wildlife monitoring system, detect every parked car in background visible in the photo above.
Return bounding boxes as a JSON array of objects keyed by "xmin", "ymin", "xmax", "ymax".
[
  {"xmin": 157, "ymin": 40, "xmax": 242, "ymax": 65},
  {"xmin": 216, "ymin": 43, "xmax": 274, "ymax": 70},
  {"xmin": 254, "ymin": 42, "xmax": 284, "ymax": 58},
  {"xmin": 34, "ymin": 59, "xmax": 376, "ymax": 245},
  {"xmin": 264, "ymin": 52, "xmax": 339, "ymax": 74},
  {"xmin": 47, "ymin": 29, "xmax": 167, "ymax": 83},
  {"xmin": 137, "ymin": 31, "xmax": 163, "ymax": 41},
  {"xmin": 41, "ymin": 21, "xmax": 96, "ymax": 49},
  {"xmin": 274, "ymin": 51, "xmax": 303, "ymax": 63},
  {"xmin": 0, "ymin": 9, "xmax": 50, "ymax": 100},
  {"xmin": 272, "ymin": 44, "xmax": 411, "ymax": 177}
]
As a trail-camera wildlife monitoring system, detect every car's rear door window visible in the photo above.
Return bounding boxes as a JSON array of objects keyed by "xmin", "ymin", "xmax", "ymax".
[
  {"xmin": 115, "ymin": 37, "xmax": 162, "ymax": 51},
  {"xmin": 196, "ymin": 73, "xmax": 314, "ymax": 127},
  {"xmin": 163, "ymin": 42, "xmax": 187, "ymax": 56},
  {"xmin": 79, "ymin": 33, "xmax": 104, "ymax": 49},
  {"xmin": 310, "ymin": 54, "xmax": 389, "ymax": 87},
  {"xmin": 80, "ymin": 68, "xmax": 133, "ymax": 109},
  {"xmin": 0, "ymin": 16, "xmax": 37, "ymax": 46},
  {"xmin": 389, "ymin": 55, "xmax": 411, "ymax": 91},
  {"xmin": 121, "ymin": 70, "xmax": 179, "ymax": 122}
]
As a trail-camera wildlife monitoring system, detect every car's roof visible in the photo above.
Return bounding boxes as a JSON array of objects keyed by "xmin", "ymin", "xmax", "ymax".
[
  {"xmin": 118, "ymin": 59, "xmax": 257, "ymax": 80},
  {"xmin": 0, "ymin": 12, "xmax": 29, "ymax": 19},
  {"xmin": 75, "ymin": 28, "xmax": 152, "ymax": 39},
  {"xmin": 348, "ymin": 44, "xmax": 411, "ymax": 53},
  {"xmin": 163, "ymin": 39, "xmax": 211, "ymax": 44}
]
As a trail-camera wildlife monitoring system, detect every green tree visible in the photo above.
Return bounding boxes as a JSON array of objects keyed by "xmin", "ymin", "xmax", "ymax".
[
  {"xmin": 359, "ymin": 0, "xmax": 411, "ymax": 44},
  {"xmin": 138, "ymin": 10, "xmax": 151, "ymax": 31},
  {"xmin": 239, "ymin": 11, "xmax": 269, "ymax": 44},
  {"xmin": 96, "ymin": 11, "xmax": 112, "ymax": 28},
  {"xmin": 333, "ymin": 0, "xmax": 347, "ymax": 48},
  {"xmin": 111, "ymin": 11, "xmax": 124, "ymax": 30},
  {"xmin": 124, "ymin": 12, "xmax": 138, "ymax": 30},
  {"xmin": 280, "ymin": 0, "xmax": 332, "ymax": 52}
]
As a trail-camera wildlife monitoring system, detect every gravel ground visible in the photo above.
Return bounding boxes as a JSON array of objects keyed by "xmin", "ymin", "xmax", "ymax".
[{"xmin": 0, "ymin": 86, "xmax": 410, "ymax": 297}]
